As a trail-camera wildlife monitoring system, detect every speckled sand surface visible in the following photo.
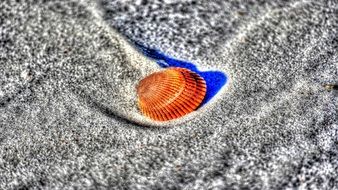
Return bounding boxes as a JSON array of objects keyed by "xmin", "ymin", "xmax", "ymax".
[{"xmin": 1, "ymin": 0, "xmax": 338, "ymax": 189}]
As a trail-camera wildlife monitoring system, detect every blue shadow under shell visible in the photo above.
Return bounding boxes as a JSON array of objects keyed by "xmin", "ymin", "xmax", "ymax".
[{"xmin": 135, "ymin": 43, "xmax": 228, "ymax": 107}]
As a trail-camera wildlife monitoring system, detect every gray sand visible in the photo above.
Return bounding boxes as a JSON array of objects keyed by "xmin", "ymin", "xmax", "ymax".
[{"xmin": 1, "ymin": 0, "xmax": 337, "ymax": 189}]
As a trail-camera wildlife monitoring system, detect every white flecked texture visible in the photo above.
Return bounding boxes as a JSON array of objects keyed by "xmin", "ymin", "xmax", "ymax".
[{"xmin": 1, "ymin": 0, "xmax": 338, "ymax": 189}]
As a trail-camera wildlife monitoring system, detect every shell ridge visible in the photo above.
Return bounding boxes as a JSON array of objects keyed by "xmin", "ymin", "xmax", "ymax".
[{"xmin": 137, "ymin": 67, "xmax": 207, "ymax": 121}]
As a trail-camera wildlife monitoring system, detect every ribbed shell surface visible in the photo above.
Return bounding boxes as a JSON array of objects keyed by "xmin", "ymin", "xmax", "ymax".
[{"xmin": 137, "ymin": 67, "xmax": 206, "ymax": 121}]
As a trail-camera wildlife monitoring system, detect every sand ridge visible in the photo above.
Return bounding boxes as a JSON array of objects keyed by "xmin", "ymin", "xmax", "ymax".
[{"xmin": 1, "ymin": 0, "xmax": 337, "ymax": 189}]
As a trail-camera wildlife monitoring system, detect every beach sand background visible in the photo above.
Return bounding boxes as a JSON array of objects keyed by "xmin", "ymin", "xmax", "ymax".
[{"xmin": 1, "ymin": 0, "xmax": 337, "ymax": 189}]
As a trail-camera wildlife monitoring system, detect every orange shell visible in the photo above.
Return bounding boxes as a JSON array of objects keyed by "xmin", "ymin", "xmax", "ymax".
[{"xmin": 136, "ymin": 67, "xmax": 206, "ymax": 121}]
